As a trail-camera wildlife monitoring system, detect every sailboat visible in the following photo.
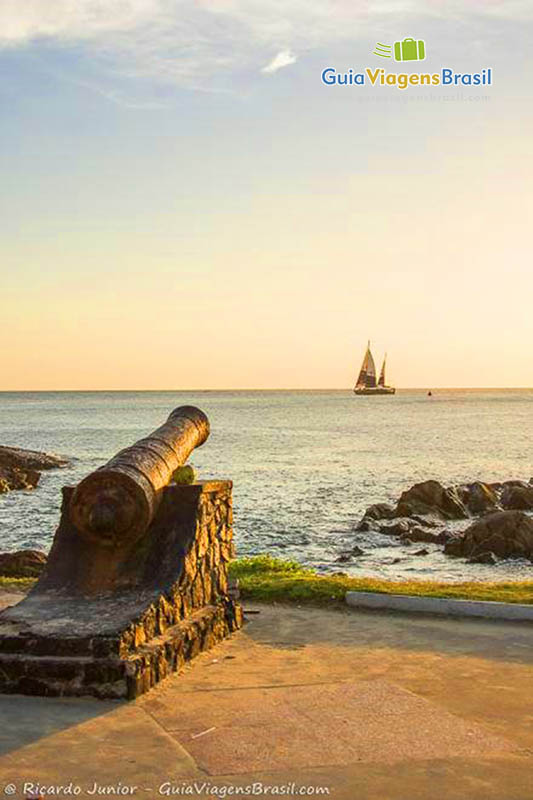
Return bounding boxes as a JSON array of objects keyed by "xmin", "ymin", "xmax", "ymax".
[{"xmin": 354, "ymin": 342, "xmax": 396, "ymax": 396}]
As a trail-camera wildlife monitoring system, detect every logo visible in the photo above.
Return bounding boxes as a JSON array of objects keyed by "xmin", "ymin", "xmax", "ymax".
[
  {"xmin": 374, "ymin": 38, "xmax": 426, "ymax": 62},
  {"xmin": 322, "ymin": 36, "xmax": 492, "ymax": 90}
]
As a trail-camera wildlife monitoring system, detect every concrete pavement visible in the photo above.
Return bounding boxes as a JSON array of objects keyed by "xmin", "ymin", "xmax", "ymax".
[{"xmin": 0, "ymin": 594, "xmax": 532, "ymax": 799}]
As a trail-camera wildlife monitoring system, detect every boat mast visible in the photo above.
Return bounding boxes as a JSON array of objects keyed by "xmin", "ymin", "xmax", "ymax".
[
  {"xmin": 355, "ymin": 341, "xmax": 377, "ymax": 389},
  {"xmin": 378, "ymin": 353, "xmax": 387, "ymax": 387}
]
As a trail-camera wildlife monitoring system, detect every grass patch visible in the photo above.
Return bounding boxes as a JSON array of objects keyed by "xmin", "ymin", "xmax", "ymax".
[
  {"xmin": 3, "ymin": 557, "xmax": 532, "ymax": 607},
  {"xmin": 229, "ymin": 555, "xmax": 533, "ymax": 606},
  {"xmin": 0, "ymin": 576, "xmax": 36, "ymax": 593}
]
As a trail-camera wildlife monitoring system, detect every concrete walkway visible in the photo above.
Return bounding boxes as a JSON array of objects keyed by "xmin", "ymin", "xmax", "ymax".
[{"xmin": 1, "ymin": 594, "xmax": 532, "ymax": 799}]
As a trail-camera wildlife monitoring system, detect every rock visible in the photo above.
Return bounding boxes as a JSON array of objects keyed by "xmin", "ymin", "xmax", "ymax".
[
  {"xmin": 380, "ymin": 520, "xmax": 412, "ymax": 537},
  {"xmin": 459, "ymin": 482, "xmax": 500, "ymax": 515},
  {"xmin": 396, "ymin": 480, "xmax": 468, "ymax": 520},
  {"xmin": 363, "ymin": 502, "xmax": 396, "ymax": 521},
  {"xmin": 335, "ymin": 545, "xmax": 365, "ymax": 562},
  {"xmin": 0, "ymin": 446, "xmax": 68, "ymax": 471},
  {"xmin": 403, "ymin": 527, "xmax": 451, "ymax": 545},
  {"xmin": 468, "ymin": 551, "xmax": 499, "ymax": 565},
  {"xmin": 0, "ymin": 446, "xmax": 68, "ymax": 494},
  {"xmin": 0, "ymin": 467, "xmax": 40, "ymax": 492},
  {"xmin": 444, "ymin": 535, "xmax": 464, "ymax": 556},
  {"xmin": 502, "ymin": 479, "xmax": 530, "ymax": 489},
  {"xmin": 409, "ymin": 514, "xmax": 440, "ymax": 528},
  {"xmin": 0, "ymin": 550, "xmax": 47, "ymax": 577},
  {"xmin": 444, "ymin": 511, "xmax": 533, "ymax": 560},
  {"xmin": 501, "ymin": 484, "xmax": 533, "ymax": 511},
  {"xmin": 413, "ymin": 548, "xmax": 430, "ymax": 556},
  {"xmin": 380, "ymin": 519, "xmax": 450, "ymax": 545},
  {"xmin": 356, "ymin": 502, "xmax": 396, "ymax": 530}
]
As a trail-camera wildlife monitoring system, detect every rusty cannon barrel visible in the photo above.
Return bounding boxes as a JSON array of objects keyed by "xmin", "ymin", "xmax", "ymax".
[{"xmin": 70, "ymin": 406, "xmax": 209, "ymax": 546}]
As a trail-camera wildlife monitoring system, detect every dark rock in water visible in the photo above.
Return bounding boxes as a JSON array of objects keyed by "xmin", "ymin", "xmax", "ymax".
[
  {"xmin": 0, "ymin": 468, "xmax": 40, "ymax": 493},
  {"xmin": 409, "ymin": 514, "xmax": 440, "ymax": 528},
  {"xmin": 444, "ymin": 511, "xmax": 533, "ymax": 561},
  {"xmin": 444, "ymin": 535, "xmax": 464, "ymax": 556},
  {"xmin": 501, "ymin": 484, "xmax": 533, "ymax": 511},
  {"xmin": 0, "ymin": 446, "xmax": 68, "ymax": 494},
  {"xmin": 356, "ymin": 502, "xmax": 396, "ymax": 530},
  {"xmin": 335, "ymin": 553, "xmax": 351, "ymax": 563},
  {"xmin": 336, "ymin": 545, "xmax": 365, "ymax": 562},
  {"xmin": 396, "ymin": 480, "xmax": 468, "ymax": 520},
  {"xmin": 413, "ymin": 548, "xmax": 430, "ymax": 556},
  {"xmin": 502, "ymin": 479, "xmax": 530, "ymax": 489},
  {"xmin": 380, "ymin": 520, "xmax": 412, "ymax": 537},
  {"xmin": 403, "ymin": 527, "xmax": 451, "ymax": 545},
  {"xmin": 468, "ymin": 551, "xmax": 499, "ymax": 565},
  {"xmin": 364, "ymin": 502, "xmax": 396, "ymax": 521},
  {"xmin": 0, "ymin": 446, "xmax": 68, "ymax": 471},
  {"xmin": 458, "ymin": 482, "xmax": 500, "ymax": 515},
  {"xmin": 380, "ymin": 518, "xmax": 450, "ymax": 545},
  {"xmin": 0, "ymin": 549, "xmax": 47, "ymax": 577}
]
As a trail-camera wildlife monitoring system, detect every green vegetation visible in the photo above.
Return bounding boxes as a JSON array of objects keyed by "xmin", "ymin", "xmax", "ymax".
[
  {"xmin": 229, "ymin": 555, "xmax": 533, "ymax": 606},
  {"xmin": 2, "ymin": 556, "xmax": 533, "ymax": 606},
  {"xmin": 0, "ymin": 576, "xmax": 36, "ymax": 593}
]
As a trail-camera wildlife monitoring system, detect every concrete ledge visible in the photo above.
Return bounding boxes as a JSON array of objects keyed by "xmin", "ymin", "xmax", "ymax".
[{"xmin": 345, "ymin": 591, "xmax": 533, "ymax": 621}]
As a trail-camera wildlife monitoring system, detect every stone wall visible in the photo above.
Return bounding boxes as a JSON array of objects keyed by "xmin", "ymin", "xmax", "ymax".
[{"xmin": 0, "ymin": 481, "xmax": 243, "ymax": 699}]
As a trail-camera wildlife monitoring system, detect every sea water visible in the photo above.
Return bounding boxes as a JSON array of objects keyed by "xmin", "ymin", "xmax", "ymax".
[{"xmin": 0, "ymin": 389, "xmax": 532, "ymax": 582}]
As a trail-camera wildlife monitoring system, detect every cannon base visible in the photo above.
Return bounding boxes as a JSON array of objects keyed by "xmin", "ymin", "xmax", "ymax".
[
  {"xmin": 0, "ymin": 481, "xmax": 243, "ymax": 699},
  {"xmin": 0, "ymin": 597, "xmax": 241, "ymax": 700}
]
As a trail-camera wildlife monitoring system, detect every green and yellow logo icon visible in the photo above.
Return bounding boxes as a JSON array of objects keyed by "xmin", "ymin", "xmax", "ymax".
[{"xmin": 373, "ymin": 37, "xmax": 426, "ymax": 62}]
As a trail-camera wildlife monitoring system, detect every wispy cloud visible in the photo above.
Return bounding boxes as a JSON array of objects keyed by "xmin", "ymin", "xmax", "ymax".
[
  {"xmin": 261, "ymin": 49, "xmax": 297, "ymax": 74},
  {"xmin": 0, "ymin": 1, "xmax": 530, "ymax": 90}
]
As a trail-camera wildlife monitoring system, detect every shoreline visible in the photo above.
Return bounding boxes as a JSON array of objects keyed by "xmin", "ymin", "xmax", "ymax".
[
  {"xmin": 4, "ymin": 556, "xmax": 533, "ymax": 605},
  {"xmin": 231, "ymin": 556, "xmax": 533, "ymax": 605}
]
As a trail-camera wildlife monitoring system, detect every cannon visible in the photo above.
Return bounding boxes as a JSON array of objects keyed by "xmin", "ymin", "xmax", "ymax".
[
  {"xmin": 70, "ymin": 405, "xmax": 209, "ymax": 547},
  {"xmin": 0, "ymin": 405, "xmax": 242, "ymax": 700}
]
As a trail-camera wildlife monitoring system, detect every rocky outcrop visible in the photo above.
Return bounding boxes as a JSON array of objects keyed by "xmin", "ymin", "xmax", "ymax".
[
  {"xmin": 356, "ymin": 502, "xmax": 396, "ymax": 530},
  {"xmin": 355, "ymin": 477, "xmax": 533, "ymax": 563},
  {"xmin": 396, "ymin": 480, "xmax": 468, "ymax": 520},
  {"xmin": 379, "ymin": 519, "xmax": 450, "ymax": 545},
  {"xmin": 469, "ymin": 551, "xmax": 499, "ymax": 565},
  {"xmin": 0, "ymin": 550, "xmax": 47, "ymax": 577},
  {"xmin": 444, "ymin": 511, "xmax": 533, "ymax": 561},
  {"xmin": 0, "ymin": 445, "xmax": 68, "ymax": 494},
  {"xmin": 458, "ymin": 482, "xmax": 500, "ymax": 515},
  {"xmin": 501, "ymin": 483, "xmax": 533, "ymax": 511}
]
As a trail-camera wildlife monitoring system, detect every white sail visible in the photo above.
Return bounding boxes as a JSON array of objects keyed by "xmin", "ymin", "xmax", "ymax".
[
  {"xmin": 355, "ymin": 342, "xmax": 377, "ymax": 389},
  {"xmin": 378, "ymin": 354, "xmax": 387, "ymax": 387},
  {"xmin": 354, "ymin": 342, "xmax": 395, "ymax": 395}
]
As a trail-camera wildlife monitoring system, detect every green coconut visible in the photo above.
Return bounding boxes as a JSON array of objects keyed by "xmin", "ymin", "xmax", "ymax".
[{"xmin": 171, "ymin": 464, "xmax": 196, "ymax": 485}]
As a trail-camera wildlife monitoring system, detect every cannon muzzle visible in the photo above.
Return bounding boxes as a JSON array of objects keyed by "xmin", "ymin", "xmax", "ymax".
[{"xmin": 70, "ymin": 405, "xmax": 209, "ymax": 546}]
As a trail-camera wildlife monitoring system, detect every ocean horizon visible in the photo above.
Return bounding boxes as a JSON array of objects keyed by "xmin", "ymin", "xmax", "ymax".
[{"xmin": 1, "ymin": 388, "xmax": 532, "ymax": 584}]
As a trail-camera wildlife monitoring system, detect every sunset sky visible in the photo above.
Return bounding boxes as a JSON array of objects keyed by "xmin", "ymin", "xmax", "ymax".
[{"xmin": 1, "ymin": 1, "xmax": 531, "ymax": 389}]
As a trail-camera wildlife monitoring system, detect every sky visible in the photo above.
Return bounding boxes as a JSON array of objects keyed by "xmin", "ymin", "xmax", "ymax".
[{"xmin": 1, "ymin": 1, "xmax": 532, "ymax": 389}]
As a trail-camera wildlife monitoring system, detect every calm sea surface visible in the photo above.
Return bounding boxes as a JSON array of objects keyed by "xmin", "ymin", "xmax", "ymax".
[{"xmin": 0, "ymin": 390, "xmax": 532, "ymax": 582}]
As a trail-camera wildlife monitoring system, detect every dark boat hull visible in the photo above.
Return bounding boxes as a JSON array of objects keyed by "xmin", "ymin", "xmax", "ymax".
[{"xmin": 354, "ymin": 386, "xmax": 396, "ymax": 396}]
